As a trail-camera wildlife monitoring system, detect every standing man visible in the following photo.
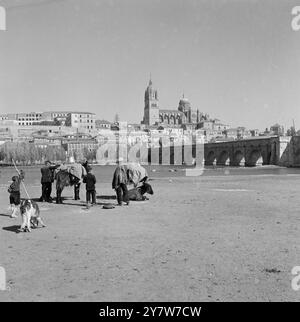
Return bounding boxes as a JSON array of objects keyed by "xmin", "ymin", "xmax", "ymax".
[
  {"xmin": 112, "ymin": 164, "xmax": 130, "ymax": 206},
  {"xmin": 39, "ymin": 161, "xmax": 59, "ymax": 203},
  {"xmin": 82, "ymin": 159, "xmax": 89, "ymax": 172}
]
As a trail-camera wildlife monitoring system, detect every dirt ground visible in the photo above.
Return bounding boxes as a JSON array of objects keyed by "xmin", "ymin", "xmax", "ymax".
[{"xmin": 0, "ymin": 166, "xmax": 299, "ymax": 302}]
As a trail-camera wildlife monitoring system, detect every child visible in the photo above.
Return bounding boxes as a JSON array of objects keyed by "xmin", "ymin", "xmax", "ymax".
[
  {"xmin": 8, "ymin": 170, "xmax": 25, "ymax": 218},
  {"xmin": 83, "ymin": 166, "xmax": 96, "ymax": 208}
]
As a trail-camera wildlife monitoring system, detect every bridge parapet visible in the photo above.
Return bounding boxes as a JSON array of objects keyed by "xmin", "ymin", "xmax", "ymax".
[{"xmin": 204, "ymin": 136, "xmax": 289, "ymax": 167}]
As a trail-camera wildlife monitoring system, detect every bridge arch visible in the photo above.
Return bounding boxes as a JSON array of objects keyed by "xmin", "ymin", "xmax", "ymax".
[
  {"xmin": 231, "ymin": 150, "xmax": 245, "ymax": 166},
  {"xmin": 217, "ymin": 150, "xmax": 230, "ymax": 166},
  {"xmin": 246, "ymin": 149, "xmax": 263, "ymax": 167},
  {"xmin": 294, "ymin": 148, "xmax": 300, "ymax": 164},
  {"xmin": 205, "ymin": 150, "xmax": 216, "ymax": 166}
]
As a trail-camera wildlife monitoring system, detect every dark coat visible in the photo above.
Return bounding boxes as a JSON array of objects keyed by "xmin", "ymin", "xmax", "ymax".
[
  {"xmin": 83, "ymin": 173, "xmax": 96, "ymax": 191},
  {"xmin": 41, "ymin": 165, "xmax": 58, "ymax": 183},
  {"xmin": 112, "ymin": 165, "xmax": 128, "ymax": 190}
]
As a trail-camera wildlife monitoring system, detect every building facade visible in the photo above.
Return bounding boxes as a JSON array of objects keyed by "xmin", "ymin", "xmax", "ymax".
[
  {"xmin": 16, "ymin": 112, "xmax": 43, "ymax": 126},
  {"xmin": 41, "ymin": 111, "xmax": 70, "ymax": 124},
  {"xmin": 96, "ymin": 119, "xmax": 111, "ymax": 130},
  {"xmin": 65, "ymin": 112, "xmax": 96, "ymax": 132}
]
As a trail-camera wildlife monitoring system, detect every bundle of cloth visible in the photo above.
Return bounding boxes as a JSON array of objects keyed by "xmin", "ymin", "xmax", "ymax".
[
  {"xmin": 126, "ymin": 162, "xmax": 148, "ymax": 187},
  {"xmin": 112, "ymin": 162, "xmax": 148, "ymax": 189},
  {"xmin": 68, "ymin": 163, "xmax": 87, "ymax": 183}
]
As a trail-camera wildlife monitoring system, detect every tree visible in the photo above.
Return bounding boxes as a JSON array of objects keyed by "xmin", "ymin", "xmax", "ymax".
[
  {"xmin": 287, "ymin": 127, "xmax": 296, "ymax": 137},
  {"xmin": 83, "ymin": 147, "xmax": 97, "ymax": 162},
  {"xmin": 0, "ymin": 149, "xmax": 5, "ymax": 162}
]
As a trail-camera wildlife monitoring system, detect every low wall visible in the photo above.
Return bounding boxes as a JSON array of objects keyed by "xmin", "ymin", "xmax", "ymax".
[{"xmin": 279, "ymin": 136, "xmax": 300, "ymax": 167}]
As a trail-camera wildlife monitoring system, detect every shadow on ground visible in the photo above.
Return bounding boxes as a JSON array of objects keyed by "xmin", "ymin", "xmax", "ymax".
[
  {"xmin": 97, "ymin": 195, "xmax": 116, "ymax": 200},
  {"xmin": 2, "ymin": 225, "xmax": 20, "ymax": 234},
  {"xmin": 0, "ymin": 213, "xmax": 10, "ymax": 218}
]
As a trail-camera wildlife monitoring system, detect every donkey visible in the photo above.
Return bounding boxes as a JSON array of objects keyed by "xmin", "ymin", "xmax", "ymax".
[
  {"xmin": 127, "ymin": 182, "xmax": 154, "ymax": 201},
  {"xmin": 55, "ymin": 170, "xmax": 80, "ymax": 204}
]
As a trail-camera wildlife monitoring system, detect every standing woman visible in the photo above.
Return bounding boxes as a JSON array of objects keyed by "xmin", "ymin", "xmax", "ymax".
[{"xmin": 112, "ymin": 165, "xmax": 130, "ymax": 206}]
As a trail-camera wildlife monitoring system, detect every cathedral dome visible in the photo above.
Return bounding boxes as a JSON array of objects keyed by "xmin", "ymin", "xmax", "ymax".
[
  {"xmin": 178, "ymin": 94, "xmax": 191, "ymax": 113},
  {"xmin": 179, "ymin": 97, "xmax": 189, "ymax": 104},
  {"xmin": 179, "ymin": 94, "xmax": 190, "ymax": 104}
]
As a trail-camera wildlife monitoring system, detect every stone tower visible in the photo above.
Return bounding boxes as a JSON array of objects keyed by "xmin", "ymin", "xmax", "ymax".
[
  {"xmin": 178, "ymin": 94, "xmax": 192, "ymax": 123},
  {"xmin": 143, "ymin": 78, "xmax": 159, "ymax": 126}
]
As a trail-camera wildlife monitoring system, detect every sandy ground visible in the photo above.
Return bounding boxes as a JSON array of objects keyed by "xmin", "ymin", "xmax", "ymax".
[{"xmin": 0, "ymin": 166, "xmax": 300, "ymax": 302}]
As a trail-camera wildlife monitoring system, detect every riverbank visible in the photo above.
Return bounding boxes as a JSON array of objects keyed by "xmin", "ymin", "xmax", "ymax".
[{"xmin": 0, "ymin": 166, "xmax": 299, "ymax": 301}]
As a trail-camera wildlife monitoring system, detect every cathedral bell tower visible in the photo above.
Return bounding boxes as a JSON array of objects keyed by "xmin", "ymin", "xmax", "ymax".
[{"xmin": 143, "ymin": 78, "xmax": 159, "ymax": 126}]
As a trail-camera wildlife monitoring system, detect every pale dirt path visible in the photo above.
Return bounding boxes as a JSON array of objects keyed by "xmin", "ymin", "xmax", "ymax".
[{"xmin": 0, "ymin": 172, "xmax": 299, "ymax": 301}]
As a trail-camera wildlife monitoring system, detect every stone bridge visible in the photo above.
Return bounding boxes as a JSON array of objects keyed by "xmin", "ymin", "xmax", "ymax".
[{"xmin": 204, "ymin": 136, "xmax": 291, "ymax": 167}]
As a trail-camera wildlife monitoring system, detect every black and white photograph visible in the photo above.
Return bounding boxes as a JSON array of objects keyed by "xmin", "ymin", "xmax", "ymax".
[{"xmin": 0, "ymin": 0, "xmax": 299, "ymax": 307}]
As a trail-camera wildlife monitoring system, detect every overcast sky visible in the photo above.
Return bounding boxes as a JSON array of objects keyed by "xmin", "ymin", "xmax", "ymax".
[{"xmin": 0, "ymin": 0, "xmax": 300, "ymax": 130}]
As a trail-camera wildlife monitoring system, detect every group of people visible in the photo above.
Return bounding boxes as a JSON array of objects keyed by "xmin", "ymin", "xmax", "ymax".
[
  {"xmin": 39, "ymin": 160, "xmax": 97, "ymax": 206},
  {"xmin": 8, "ymin": 160, "xmax": 149, "ymax": 217}
]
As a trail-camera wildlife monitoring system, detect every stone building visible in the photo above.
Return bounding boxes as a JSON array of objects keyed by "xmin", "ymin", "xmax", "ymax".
[
  {"xmin": 65, "ymin": 112, "xmax": 96, "ymax": 132},
  {"xmin": 142, "ymin": 79, "xmax": 160, "ymax": 126},
  {"xmin": 142, "ymin": 78, "xmax": 200, "ymax": 128}
]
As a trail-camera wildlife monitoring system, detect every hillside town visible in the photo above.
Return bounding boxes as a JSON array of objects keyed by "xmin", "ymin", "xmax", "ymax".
[{"xmin": 0, "ymin": 79, "xmax": 296, "ymax": 164}]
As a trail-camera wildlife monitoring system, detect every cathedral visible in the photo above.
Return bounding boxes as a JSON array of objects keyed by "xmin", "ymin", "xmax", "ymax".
[{"xmin": 142, "ymin": 79, "xmax": 201, "ymax": 128}]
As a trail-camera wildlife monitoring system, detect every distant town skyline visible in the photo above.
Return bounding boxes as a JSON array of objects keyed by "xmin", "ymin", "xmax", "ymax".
[{"xmin": 0, "ymin": 0, "xmax": 300, "ymax": 131}]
